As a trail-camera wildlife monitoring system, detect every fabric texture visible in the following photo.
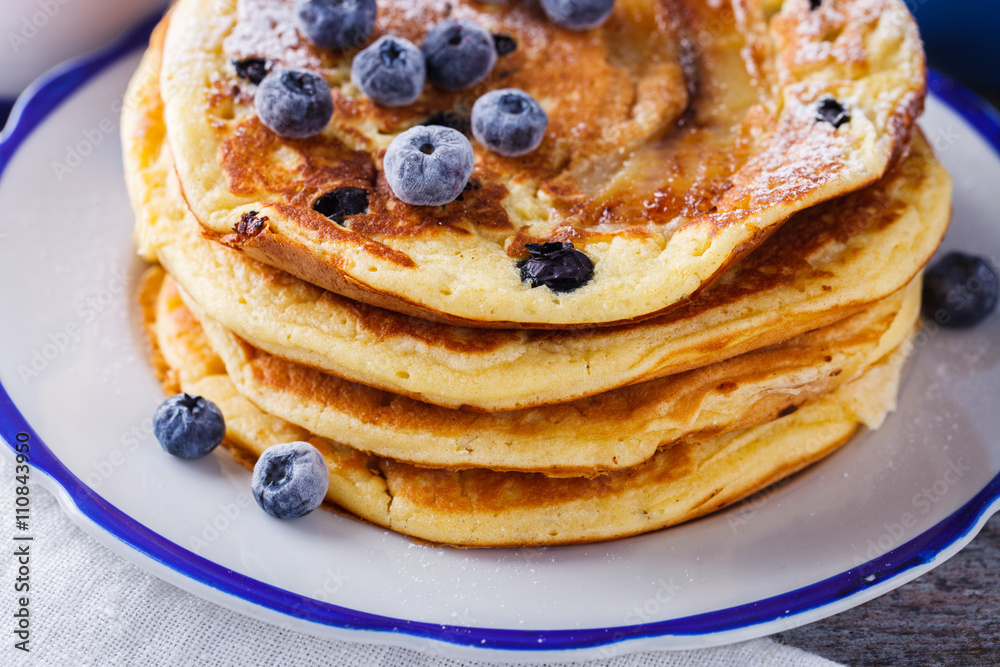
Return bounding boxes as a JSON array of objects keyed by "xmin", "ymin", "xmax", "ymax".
[{"xmin": 0, "ymin": 456, "xmax": 840, "ymax": 666}]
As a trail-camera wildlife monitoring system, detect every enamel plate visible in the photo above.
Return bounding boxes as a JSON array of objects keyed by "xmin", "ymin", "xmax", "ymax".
[{"xmin": 1, "ymin": 16, "xmax": 998, "ymax": 663}]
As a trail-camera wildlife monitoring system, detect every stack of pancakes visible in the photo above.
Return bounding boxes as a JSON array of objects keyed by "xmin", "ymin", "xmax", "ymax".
[{"xmin": 123, "ymin": 0, "xmax": 951, "ymax": 546}]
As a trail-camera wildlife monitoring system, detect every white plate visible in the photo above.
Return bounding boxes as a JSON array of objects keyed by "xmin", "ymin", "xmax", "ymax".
[
  {"xmin": 1, "ymin": 19, "xmax": 999, "ymax": 662},
  {"xmin": 0, "ymin": 2, "xmax": 167, "ymax": 99}
]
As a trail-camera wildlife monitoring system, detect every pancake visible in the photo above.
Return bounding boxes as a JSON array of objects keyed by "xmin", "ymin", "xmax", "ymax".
[
  {"xmin": 127, "ymin": 29, "xmax": 948, "ymax": 412},
  {"xmin": 140, "ymin": 266, "xmax": 908, "ymax": 546},
  {"xmin": 131, "ymin": 101, "xmax": 949, "ymax": 411},
  {"xmin": 129, "ymin": 11, "xmax": 946, "ymax": 411},
  {"xmin": 159, "ymin": 0, "xmax": 926, "ymax": 328},
  {"xmin": 174, "ymin": 270, "xmax": 919, "ymax": 474},
  {"xmin": 123, "ymin": 15, "xmax": 169, "ymax": 264}
]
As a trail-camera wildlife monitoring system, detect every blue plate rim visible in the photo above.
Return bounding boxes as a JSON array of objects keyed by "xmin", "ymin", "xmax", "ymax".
[{"xmin": 1, "ymin": 16, "xmax": 999, "ymax": 655}]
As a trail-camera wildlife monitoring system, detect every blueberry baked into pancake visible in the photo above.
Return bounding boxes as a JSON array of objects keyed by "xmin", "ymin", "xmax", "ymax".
[{"xmin": 124, "ymin": 0, "xmax": 955, "ymax": 545}]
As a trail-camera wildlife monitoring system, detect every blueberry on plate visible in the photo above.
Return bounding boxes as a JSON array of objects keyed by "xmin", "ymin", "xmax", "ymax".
[
  {"xmin": 251, "ymin": 442, "xmax": 330, "ymax": 519},
  {"xmin": 294, "ymin": 0, "xmax": 376, "ymax": 50},
  {"xmin": 153, "ymin": 393, "xmax": 226, "ymax": 459},
  {"xmin": 422, "ymin": 18, "xmax": 498, "ymax": 91},
  {"xmin": 540, "ymin": 0, "xmax": 616, "ymax": 31},
  {"xmin": 351, "ymin": 35, "xmax": 426, "ymax": 107},
  {"xmin": 472, "ymin": 88, "xmax": 548, "ymax": 157},
  {"xmin": 254, "ymin": 68, "xmax": 333, "ymax": 139},
  {"xmin": 519, "ymin": 242, "xmax": 594, "ymax": 292},
  {"xmin": 922, "ymin": 252, "xmax": 999, "ymax": 328},
  {"xmin": 383, "ymin": 125, "xmax": 475, "ymax": 206}
]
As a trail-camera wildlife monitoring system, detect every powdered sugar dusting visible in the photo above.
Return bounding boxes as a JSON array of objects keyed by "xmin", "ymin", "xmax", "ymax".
[
  {"xmin": 376, "ymin": 0, "xmax": 554, "ymax": 50},
  {"xmin": 779, "ymin": 0, "xmax": 904, "ymax": 71},
  {"xmin": 224, "ymin": 0, "xmax": 320, "ymax": 69},
  {"xmin": 738, "ymin": 94, "xmax": 848, "ymax": 203},
  {"xmin": 387, "ymin": 0, "xmax": 451, "ymax": 25}
]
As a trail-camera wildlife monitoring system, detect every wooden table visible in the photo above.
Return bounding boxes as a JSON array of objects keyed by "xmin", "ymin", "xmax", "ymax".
[{"xmin": 776, "ymin": 513, "xmax": 1000, "ymax": 664}]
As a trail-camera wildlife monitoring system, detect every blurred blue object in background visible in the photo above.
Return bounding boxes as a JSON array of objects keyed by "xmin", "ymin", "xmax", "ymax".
[
  {"xmin": 911, "ymin": 0, "xmax": 1000, "ymax": 90},
  {"xmin": 0, "ymin": 101, "xmax": 12, "ymax": 130}
]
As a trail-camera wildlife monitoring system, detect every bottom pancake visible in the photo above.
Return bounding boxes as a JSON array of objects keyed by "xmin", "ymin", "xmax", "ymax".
[{"xmin": 140, "ymin": 268, "xmax": 909, "ymax": 547}]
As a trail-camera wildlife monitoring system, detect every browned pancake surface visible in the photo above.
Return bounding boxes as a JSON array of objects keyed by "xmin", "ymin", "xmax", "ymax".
[
  {"xmin": 139, "ymin": 265, "xmax": 908, "ymax": 546},
  {"xmin": 160, "ymin": 0, "xmax": 926, "ymax": 327}
]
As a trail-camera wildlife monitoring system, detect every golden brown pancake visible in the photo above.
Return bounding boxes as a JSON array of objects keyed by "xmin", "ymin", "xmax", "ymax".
[
  {"xmin": 175, "ymin": 272, "xmax": 919, "ymax": 474},
  {"xmin": 124, "ymin": 33, "xmax": 949, "ymax": 411},
  {"xmin": 127, "ymin": 2, "xmax": 937, "ymax": 547},
  {"xmin": 159, "ymin": 0, "xmax": 926, "ymax": 327},
  {"xmin": 140, "ymin": 266, "xmax": 909, "ymax": 546},
  {"xmin": 149, "ymin": 144, "xmax": 951, "ymax": 411}
]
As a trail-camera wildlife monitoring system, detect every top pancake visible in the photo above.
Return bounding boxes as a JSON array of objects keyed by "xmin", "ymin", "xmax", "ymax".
[{"xmin": 160, "ymin": 0, "xmax": 926, "ymax": 327}]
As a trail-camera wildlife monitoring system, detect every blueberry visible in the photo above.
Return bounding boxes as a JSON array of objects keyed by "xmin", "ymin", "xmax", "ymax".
[
  {"xmin": 313, "ymin": 187, "xmax": 369, "ymax": 223},
  {"xmin": 383, "ymin": 125, "xmax": 475, "ymax": 206},
  {"xmin": 922, "ymin": 252, "xmax": 999, "ymax": 328},
  {"xmin": 233, "ymin": 57, "xmax": 271, "ymax": 85},
  {"xmin": 519, "ymin": 242, "xmax": 594, "ymax": 292},
  {"xmin": 422, "ymin": 19, "xmax": 497, "ymax": 91},
  {"xmin": 351, "ymin": 36, "xmax": 426, "ymax": 107},
  {"xmin": 234, "ymin": 210, "xmax": 268, "ymax": 237},
  {"xmin": 254, "ymin": 68, "xmax": 333, "ymax": 139},
  {"xmin": 815, "ymin": 96, "xmax": 850, "ymax": 129},
  {"xmin": 540, "ymin": 0, "xmax": 616, "ymax": 31},
  {"xmin": 471, "ymin": 88, "xmax": 548, "ymax": 157},
  {"xmin": 153, "ymin": 393, "xmax": 226, "ymax": 459},
  {"xmin": 251, "ymin": 442, "xmax": 330, "ymax": 519},
  {"xmin": 294, "ymin": 0, "xmax": 376, "ymax": 51},
  {"xmin": 492, "ymin": 34, "xmax": 518, "ymax": 57}
]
